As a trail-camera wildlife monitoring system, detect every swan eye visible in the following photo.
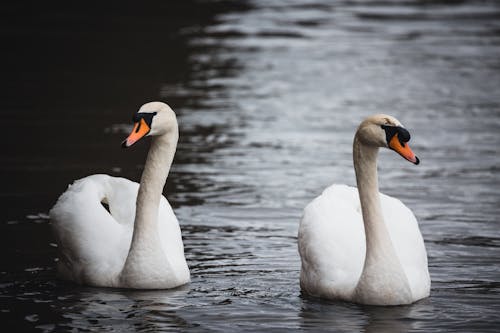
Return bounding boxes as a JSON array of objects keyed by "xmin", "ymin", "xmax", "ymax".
[{"xmin": 381, "ymin": 125, "xmax": 411, "ymax": 146}]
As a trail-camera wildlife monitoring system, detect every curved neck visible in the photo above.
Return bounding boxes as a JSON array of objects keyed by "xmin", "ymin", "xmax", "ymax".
[
  {"xmin": 135, "ymin": 129, "xmax": 178, "ymax": 232},
  {"xmin": 353, "ymin": 134, "xmax": 412, "ymax": 304},
  {"xmin": 353, "ymin": 136, "xmax": 381, "ymax": 231},
  {"xmin": 119, "ymin": 126, "xmax": 179, "ymax": 287}
]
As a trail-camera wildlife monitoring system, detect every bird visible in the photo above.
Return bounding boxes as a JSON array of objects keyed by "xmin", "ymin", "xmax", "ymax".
[
  {"xmin": 298, "ymin": 114, "xmax": 430, "ymax": 305},
  {"xmin": 50, "ymin": 102, "xmax": 190, "ymax": 289}
]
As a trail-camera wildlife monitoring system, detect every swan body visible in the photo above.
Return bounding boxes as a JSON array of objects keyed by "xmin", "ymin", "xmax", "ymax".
[
  {"xmin": 50, "ymin": 102, "xmax": 190, "ymax": 289},
  {"xmin": 298, "ymin": 114, "xmax": 430, "ymax": 305}
]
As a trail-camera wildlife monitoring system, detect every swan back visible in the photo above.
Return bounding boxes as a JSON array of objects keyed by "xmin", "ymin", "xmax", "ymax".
[
  {"xmin": 50, "ymin": 175, "xmax": 136, "ymax": 285},
  {"xmin": 50, "ymin": 174, "xmax": 189, "ymax": 287},
  {"xmin": 298, "ymin": 184, "xmax": 430, "ymax": 302}
]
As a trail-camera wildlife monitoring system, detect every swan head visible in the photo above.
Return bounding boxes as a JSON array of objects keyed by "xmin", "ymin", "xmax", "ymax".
[
  {"xmin": 122, "ymin": 102, "xmax": 177, "ymax": 148},
  {"xmin": 356, "ymin": 114, "xmax": 419, "ymax": 165}
]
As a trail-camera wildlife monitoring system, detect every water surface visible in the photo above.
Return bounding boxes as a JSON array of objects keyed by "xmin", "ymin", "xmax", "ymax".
[{"xmin": 1, "ymin": 0, "xmax": 500, "ymax": 332}]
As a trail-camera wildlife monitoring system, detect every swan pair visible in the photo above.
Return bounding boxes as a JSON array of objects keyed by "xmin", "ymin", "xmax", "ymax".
[{"xmin": 50, "ymin": 102, "xmax": 430, "ymax": 305}]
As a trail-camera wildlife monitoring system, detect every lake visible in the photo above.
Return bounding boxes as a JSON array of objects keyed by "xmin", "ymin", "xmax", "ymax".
[{"xmin": 1, "ymin": 0, "xmax": 500, "ymax": 331}]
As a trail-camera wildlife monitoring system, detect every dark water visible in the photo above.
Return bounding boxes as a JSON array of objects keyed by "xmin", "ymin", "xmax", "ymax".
[{"xmin": 2, "ymin": 0, "xmax": 500, "ymax": 331}]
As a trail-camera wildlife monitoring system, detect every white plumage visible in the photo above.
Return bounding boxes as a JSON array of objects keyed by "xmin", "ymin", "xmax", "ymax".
[
  {"xmin": 50, "ymin": 102, "xmax": 190, "ymax": 289},
  {"xmin": 298, "ymin": 184, "xmax": 430, "ymax": 302},
  {"xmin": 298, "ymin": 114, "xmax": 430, "ymax": 305}
]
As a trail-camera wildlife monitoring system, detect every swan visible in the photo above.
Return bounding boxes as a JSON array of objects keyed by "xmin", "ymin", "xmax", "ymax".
[
  {"xmin": 50, "ymin": 102, "xmax": 190, "ymax": 289},
  {"xmin": 298, "ymin": 114, "xmax": 430, "ymax": 305}
]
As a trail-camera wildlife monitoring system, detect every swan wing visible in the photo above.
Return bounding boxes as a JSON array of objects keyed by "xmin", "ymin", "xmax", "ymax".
[
  {"xmin": 298, "ymin": 184, "xmax": 365, "ymax": 299},
  {"xmin": 157, "ymin": 197, "xmax": 190, "ymax": 283},
  {"xmin": 380, "ymin": 193, "xmax": 431, "ymax": 299},
  {"xmin": 50, "ymin": 174, "xmax": 137, "ymax": 286}
]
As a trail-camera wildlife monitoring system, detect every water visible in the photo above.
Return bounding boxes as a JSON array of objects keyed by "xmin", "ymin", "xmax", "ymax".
[{"xmin": 1, "ymin": 0, "xmax": 500, "ymax": 331}]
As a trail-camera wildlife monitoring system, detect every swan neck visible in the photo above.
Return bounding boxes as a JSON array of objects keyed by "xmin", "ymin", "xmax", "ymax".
[
  {"xmin": 353, "ymin": 134, "xmax": 412, "ymax": 304},
  {"xmin": 119, "ymin": 125, "xmax": 180, "ymax": 287},
  {"xmin": 135, "ymin": 128, "xmax": 178, "ymax": 230},
  {"xmin": 353, "ymin": 136, "xmax": 382, "ymax": 228}
]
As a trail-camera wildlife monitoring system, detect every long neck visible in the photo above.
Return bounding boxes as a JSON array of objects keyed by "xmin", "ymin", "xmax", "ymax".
[
  {"xmin": 353, "ymin": 134, "xmax": 412, "ymax": 304},
  {"xmin": 134, "ymin": 128, "xmax": 178, "ymax": 238},
  {"xmin": 353, "ymin": 137, "xmax": 381, "ymax": 234},
  {"xmin": 119, "ymin": 127, "xmax": 179, "ymax": 287}
]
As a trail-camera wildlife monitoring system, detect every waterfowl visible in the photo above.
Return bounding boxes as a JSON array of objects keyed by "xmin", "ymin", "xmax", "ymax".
[
  {"xmin": 298, "ymin": 114, "xmax": 430, "ymax": 305},
  {"xmin": 50, "ymin": 102, "xmax": 190, "ymax": 289}
]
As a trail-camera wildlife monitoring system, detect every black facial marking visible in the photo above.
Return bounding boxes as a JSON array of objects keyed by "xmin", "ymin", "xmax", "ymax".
[
  {"xmin": 381, "ymin": 124, "xmax": 411, "ymax": 146},
  {"xmin": 132, "ymin": 111, "xmax": 157, "ymax": 128}
]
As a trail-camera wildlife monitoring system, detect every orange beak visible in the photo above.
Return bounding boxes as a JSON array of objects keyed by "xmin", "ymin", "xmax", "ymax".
[
  {"xmin": 122, "ymin": 118, "xmax": 151, "ymax": 148},
  {"xmin": 389, "ymin": 134, "xmax": 419, "ymax": 165}
]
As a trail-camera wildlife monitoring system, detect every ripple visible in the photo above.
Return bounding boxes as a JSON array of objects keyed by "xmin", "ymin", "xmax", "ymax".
[{"xmin": 2, "ymin": 0, "xmax": 500, "ymax": 332}]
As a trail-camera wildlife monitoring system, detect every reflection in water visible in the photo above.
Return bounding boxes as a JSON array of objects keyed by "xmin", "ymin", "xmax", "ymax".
[
  {"xmin": 298, "ymin": 296, "xmax": 436, "ymax": 333},
  {"xmin": 1, "ymin": 0, "xmax": 500, "ymax": 332},
  {"xmin": 362, "ymin": 302, "xmax": 432, "ymax": 333},
  {"xmin": 56, "ymin": 287, "xmax": 192, "ymax": 332}
]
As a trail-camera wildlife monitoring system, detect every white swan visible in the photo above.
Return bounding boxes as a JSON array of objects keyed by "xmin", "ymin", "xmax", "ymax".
[
  {"xmin": 298, "ymin": 114, "xmax": 430, "ymax": 305},
  {"xmin": 50, "ymin": 102, "xmax": 190, "ymax": 289}
]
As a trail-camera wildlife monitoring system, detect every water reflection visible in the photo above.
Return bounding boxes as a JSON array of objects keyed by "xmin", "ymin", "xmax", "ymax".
[
  {"xmin": 298, "ymin": 295, "xmax": 437, "ymax": 332},
  {"xmin": 56, "ymin": 287, "xmax": 192, "ymax": 332}
]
